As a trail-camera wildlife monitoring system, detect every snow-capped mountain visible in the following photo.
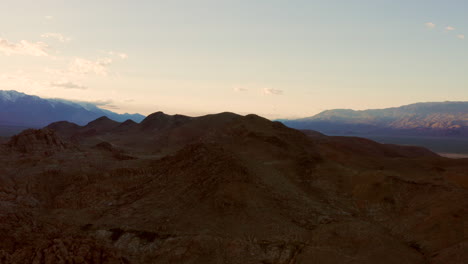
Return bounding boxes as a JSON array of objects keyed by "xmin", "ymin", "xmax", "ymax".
[{"xmin": 0, "ymin": 90, "xmax": 145, "ymax": 129}]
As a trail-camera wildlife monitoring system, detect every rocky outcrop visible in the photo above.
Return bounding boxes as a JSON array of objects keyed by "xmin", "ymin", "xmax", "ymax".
[{"xmin": 7, "ymin": 129, "xmax": 68, "ymax": 154}]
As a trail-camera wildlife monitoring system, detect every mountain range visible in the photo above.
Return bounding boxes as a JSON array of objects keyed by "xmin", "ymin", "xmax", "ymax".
[
  {"xmin": 280, "ymin": 102, "xmax": 468, "ymax": 137},
  {"xmin": 0, "ymin": 111, "xmax": 467, "ymax": 263},
  {"xmin": 0, "ymin": 90, "xmax": 145, "ymax": 135}
]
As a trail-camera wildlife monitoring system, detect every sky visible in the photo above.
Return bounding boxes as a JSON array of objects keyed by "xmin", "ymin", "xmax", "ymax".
[{"xmin": 1, "ymin": 0, "xmax": 467, "ymax": 119}]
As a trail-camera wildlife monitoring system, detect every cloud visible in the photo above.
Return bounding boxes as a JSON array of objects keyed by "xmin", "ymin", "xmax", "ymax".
[
  {"xmin": 50, "ymin": 81, "xmax": 87, "ymax": 90},
  {"xmin": 445, "ymin": 26, "xmax": 455, "ymax": 31},
  {"xmin": 425, "ymin": 22, "xmax": 436, "ymax": 29},
  {"xmin": 44, "ymin": 16, "xmax": 53, "ymax": 20},
  {"xmin": 1, "ymin": 72, "xmax": 88, "ymax": 92},
  {"xmin": 425, "ymin": 23, "xmax": 465, "ymax": 41},
  {"xmin": 124, "ymin": 99, "xmax": 135, "ymax": 102},
  {"xmin": 263, "ymin": 88, "xmax": 283, "ymax": 95},
  {"xmin": 41, "ymin": 33, "xmax": 71, "ymax": 43},
  {"xmin": 233, "ymin": 87, "xmax": 248, "ymax": 92},
  {"xmin": 72, "ymin": 99, "xmax": 120, "ymax": 110},
  {"xmin": 108, "ymin": 51, "xmax": 128, "ymax": 59},
  {"xmin": 89, "ymin": 99, "xmax": 119, "ymax": 110},
  {"xmin": 0, "ymin": 38, "xmax": 49, "ymax": 56},
  {"xmin": 101, "ymin": 104, "xmax": 120, "ymax": 110},
  {"xmin": 69, "ymin": 57, "xmax": 113, "ymax": 75},
  {"xmin": 90, "ymin": 99, "xmax": 113, "ymax": 106}
]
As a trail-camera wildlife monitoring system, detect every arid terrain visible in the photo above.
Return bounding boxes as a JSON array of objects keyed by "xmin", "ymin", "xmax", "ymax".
[{"xmin": 0, "ymin": 112, "xmax": 467, "ymax": 263}]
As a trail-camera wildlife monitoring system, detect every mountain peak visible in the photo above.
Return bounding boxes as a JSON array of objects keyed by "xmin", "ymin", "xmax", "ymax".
[
  {"xmin": 140, "ymin": 111, "xmax": 191, "ymax": 131},
  {"xmin": 86, "ymin": 116, "xmax": 118, "ymax": 125},
  {"xmin": 95, "ymin": 116, "xmax": 112, "ymax": 122},
  {"xmin": 46, "ymin": 121, "xmax": 81, "ymax": 130},
  {"xmin": 113, "ymin": 119, "xmax": 139, "ymax": 133},
  {"xmin": 0, "ymin": 90, "xmax": 29, "ymax": 102},
  {"xmin": 84, "ymin": 116, "xmax": 121, "ymax": 132},
  {"xmin": 143, "ymin": 111, "xmax": 168, "ymax": 119},
  {"xmin": 121, "ymin": 119, "xmax": 137, "ymax": 125}
]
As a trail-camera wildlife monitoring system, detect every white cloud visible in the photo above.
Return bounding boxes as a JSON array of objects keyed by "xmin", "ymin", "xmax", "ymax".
[
  {"xmin": 425, "ymin": 23, "xmax": 465, "ymax": 41},
  {"xmin": 101, "ymin": 104, "xmax": 120, "ymax": 110},
  {"xmin": 0, "ymin": 38, "xmax": 49, "ymax": 56},
  {"xmin": 445, "ymin": 26, "xmax": 455, "ymax": 31},
  {"xmin": 89, "ymin": 99, "xmax": 119, "ymax": 109},
  {"xmin": 69, "ymin": 57, "xmax": 113, "ymax": 75},
  {"xmin": 50, "ymin": 81, "xmax": 87, "ymax": 90},
  {"xmin": 41, "ymin": 33, "xmax": 71, "ymax": 43},
  {"xmin": 425, "ymin": 22, "xmax": 436, "ymax": 29},
  {"xmin": 71, "ymin": 99, "xmax": 120, "ymax": 110},
  {"xmin": 233, "ymin": 87, "xmax": 248, "ymax": 92},
  {"xmin": 0, "ymin": 72, "xmax": 84, "ymax": 92},
  {"xmin": 263, "ymin": 88, "xmax": 283, "ymax": 95},
  {"xmin": 44, "ymin": 16, "xmax": 54, "ymax": 20}
]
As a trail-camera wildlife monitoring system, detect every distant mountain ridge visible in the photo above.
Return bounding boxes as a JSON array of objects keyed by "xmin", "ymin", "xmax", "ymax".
[
  {"xmin": 0, "ymin": 90, "xmax": 145, "ymax": 135},
  {"xmin": 281, "ymin": 102, "xmax": 468, "ymax": 137}
]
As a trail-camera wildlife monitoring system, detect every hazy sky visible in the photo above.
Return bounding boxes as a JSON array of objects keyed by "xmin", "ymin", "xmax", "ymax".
[{"xmin": 1, "ymin": 0, "xmax": 467, "ymax": 118}]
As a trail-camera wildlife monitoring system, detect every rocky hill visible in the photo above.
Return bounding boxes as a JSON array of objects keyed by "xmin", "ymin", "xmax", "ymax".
[
  {"xmin": 7, "ymin": 128, "xmax": 69, "ymax": 154},
  {"xmin": 281, "ymin": 101, "xmax": 468, "ymax": 137},
  {"xmin": 0, "ymin": 112, "xmax": 467, "ymax": 263}
]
